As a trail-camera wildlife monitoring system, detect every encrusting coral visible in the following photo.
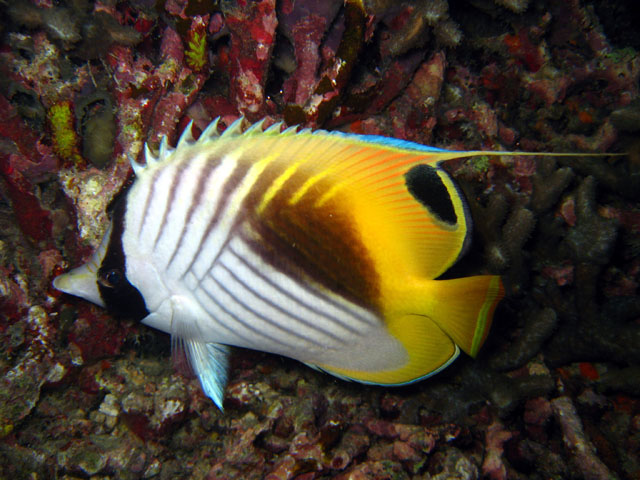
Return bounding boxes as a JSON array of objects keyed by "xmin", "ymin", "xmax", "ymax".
[{"xmin": 47, "ymin": 101, "xmax": 82, "ymax": 164}]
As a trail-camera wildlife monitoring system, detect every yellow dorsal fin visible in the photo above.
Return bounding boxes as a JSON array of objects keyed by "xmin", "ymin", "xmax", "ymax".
[
  {"xmin": 226, "ymin": 127, "xmax": 622, "ymax": 285},
  {"xmin": 269, "ymin": 133, "xmax": 477, "ymax": 280}
]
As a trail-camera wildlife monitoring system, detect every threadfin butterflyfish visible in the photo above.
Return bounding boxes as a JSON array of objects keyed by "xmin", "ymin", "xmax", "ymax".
[{"xmin": 54, "ymin": 117, "xmax": 601, "ymax": 410}]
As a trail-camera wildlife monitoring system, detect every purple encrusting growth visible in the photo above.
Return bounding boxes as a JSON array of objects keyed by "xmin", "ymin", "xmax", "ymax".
[{"xmin": 0, "ymin": 0, "xmax": 639, "ymax": 478}]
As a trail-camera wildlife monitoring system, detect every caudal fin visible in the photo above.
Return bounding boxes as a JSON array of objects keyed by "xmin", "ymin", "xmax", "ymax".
[
  {"xmin": 354, "ymin": 274, "xmax": 503, "ymax": 385},
  {"xmin": 313, "ymin": 275, "xmax": 503, "ymax": 386},
  {"xmin": 428, "ymin": 275, "xmax": 504, "ymax": 357}
]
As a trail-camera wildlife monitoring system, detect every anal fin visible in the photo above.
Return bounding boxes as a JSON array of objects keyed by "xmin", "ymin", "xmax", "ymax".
[{"xmin": 313, "ymin": 314, "xmax": 459, "ymax": 385}]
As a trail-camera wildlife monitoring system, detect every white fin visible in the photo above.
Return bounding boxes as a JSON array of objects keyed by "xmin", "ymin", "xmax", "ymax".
[
  {"xmin": 169, "ymin": 322, "xmax": 229, "ymax": 410},
  {"xmin": 185, "ymin": 340, "xmax": 230, "ymax": 411},
  {"xmin": 177, "ymin": 120, "xmax": 196, "ymax": 147},
  {"xmin": 200, "ymin": 117, "xmax": 221, "ymax": 140},
  {"xmin": 243, "ymin": 118, "xmax": 267, "ymax": 136},
  {"xmin": 128, "ymin": 153, "xmax": 145, "ymax": 175},
  {"xmin": 53, "ymin": 224, "xmax": 112, "ymax": 307},
  {"xmin": 221, "ymin": 116, "xmax": 246, "ymax": 137},
  {"xmin": 152, "ymin": 296, "xmax": 230, "ymax": 410},
  {"xmin": 263, "ymin": 121, "xmax": 284, "ymax": 135}
]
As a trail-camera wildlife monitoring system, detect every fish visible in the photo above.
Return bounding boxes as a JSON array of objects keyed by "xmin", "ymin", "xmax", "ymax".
[{"xmin": 54, "ymin": 117, "xmax": 579, "ymax": 409}]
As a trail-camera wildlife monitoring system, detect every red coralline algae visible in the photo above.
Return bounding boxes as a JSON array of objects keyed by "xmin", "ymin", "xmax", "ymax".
[
  {"xmin": 380, "ymin": 51, "xmax": 448, "ymax": 143},
  {"xmin": 541, "ymin": 264, "xmax": 575, "ymax": 287},
  {"xmin": 551, "ymin": 396, "xmax": 615, "ymax": 480},
  {"xmin": 482, "ymin": 421, "xmax": 513, "ymax": 480},
  {"xmin": 503, "ymin": 29, "xmax": 545, "ymax": 73},
  {"xmin": 223, "ymin": 0, "xmax": 277, "ymax": 118},
  {"xmin": 523, "ymin": 397, "xmax": 552, "ymax": 426},
  {"xmin": 0, "ymin": 96, "xmax": 40, "ymax": 160},
  {"xmin": 406, "ymin": 52, "xmax": 446, "ymax": 111},
  {"xmin": 66, "ymin": 306, "xmax": 130, "ymax": 364},
  {"xmin": 328, "ymin": 51, "xmax": 424, "ymax": 129},
  {"xmin": 0, "ymin": 96, "xmax": 55, "ymax": 244},
  {"xmin": 280, "ymin": 11, "xmax": 334, "ymax": 105},
  {"xmin": 1, "ymin": 160, "xmax": 53, "ymax": 244},
  {"xmin": 283, "ymin": 0, "xmax": 366, "ymax": 127},
  {"xmin": 160, "ymin": 24, "xmax": 184, "ymax": 66},
  {"xmin": 579, "ymin": 362, "xmax": 600, "ymax": 381},
  {"xmin": 278, "ymin": 0, "xmax": 346, "ymax": 109},
  {"xmin": 107, "ymin": 23, "xmax": 208, "ymax": 151}
]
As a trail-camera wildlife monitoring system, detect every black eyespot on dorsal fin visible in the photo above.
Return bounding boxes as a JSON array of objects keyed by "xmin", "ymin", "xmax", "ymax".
[{"xmin": 404, "ymin": 164, "xmax": 457, "ymax": 226}]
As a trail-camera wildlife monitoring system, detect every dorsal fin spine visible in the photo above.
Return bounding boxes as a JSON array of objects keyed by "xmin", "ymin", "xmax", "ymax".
[
  {"xmin": 144, "ymin": 143, "xmax": 158, "ymax": 166},
  {"xmin": 158, "ymin": 136, "xmax": 175, "ymax": 162},
  {"xmin": 177, "ymin": 120, "xmax": 195, "ymax": 147},
  {"xmin": 221, "ymin": 117, "xmax": 246, "ymax": 137},
  {"xmin": 281, "ymin": 125, "xmax": 299, "ymax": 136},
  {"xmin": 263, "ymin": 121, "xmax": 284, "ymax": 135},
  {"xmin": 243, "ymin": 119, "xmax": 267, "ymax": 136},
  {"xmin": 199, "ymin": 117, "xmax": 221, "ymax": 141},
  {"xmin": 128, "ymin": 153, "xmax": 144, "ymax": 175}
]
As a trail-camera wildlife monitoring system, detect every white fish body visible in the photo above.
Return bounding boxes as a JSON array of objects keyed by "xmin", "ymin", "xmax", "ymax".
[{"xmin": 54, "ymin": 118, "xmax": 507, "ymax": 409}]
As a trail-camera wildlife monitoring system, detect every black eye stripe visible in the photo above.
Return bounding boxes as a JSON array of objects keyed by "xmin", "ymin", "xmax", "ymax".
[
  {"xmin": 106, "ymin": 269, "xmax": 122, "ymax": 286},
  {"xmin": 98, "ymin": 268, "xmax": 124, "ymax": 288},
  {"xmin": 98, "ymin": 196, "xmax": 149, "ymax": 321}
]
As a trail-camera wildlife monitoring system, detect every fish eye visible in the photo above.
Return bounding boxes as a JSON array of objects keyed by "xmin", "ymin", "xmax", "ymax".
[{"xmin": 100, "ymin": 268, "xmax": 123, "ymax": 288}]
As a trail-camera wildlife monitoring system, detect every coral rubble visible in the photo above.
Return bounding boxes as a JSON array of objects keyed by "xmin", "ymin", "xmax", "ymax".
[{"xmin": 0, "ymin": 0, "xmax": 638, "ymax": 478}]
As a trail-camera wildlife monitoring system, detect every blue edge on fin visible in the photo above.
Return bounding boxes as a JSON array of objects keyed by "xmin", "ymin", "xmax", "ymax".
[
  {"xmin": 190, "ymin": 341, "xmax": 230, "ymax": 411},
  {"xmin": 321, "ymin": 130, "xmax": 457, "ymax": 154}
]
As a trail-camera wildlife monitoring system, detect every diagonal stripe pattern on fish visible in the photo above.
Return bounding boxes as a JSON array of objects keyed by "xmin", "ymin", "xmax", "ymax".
[{"xmin": 54, "ymin": 117, "xmax": 509, "ymax": 410}]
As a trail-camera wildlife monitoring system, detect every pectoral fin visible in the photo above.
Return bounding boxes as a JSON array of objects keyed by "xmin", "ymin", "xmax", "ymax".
[
  {"xmin": 183, "ymin": 340, "xmax": 229, "ymax": 411},
  {"xmin": 143, "ymin": 297, "xmax": 230, "ymax": 410}
]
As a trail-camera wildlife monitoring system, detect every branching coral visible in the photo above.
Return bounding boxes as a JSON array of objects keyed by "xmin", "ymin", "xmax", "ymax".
[
  {"xmin": 365, "ymin": 0, "xmax": 461, "ymax": 53},
  {"xmin": 222, "ymin": 0, "xmax": 278, "ymax": 118},
  {"xmin": 283, "ymin": 0, "xmax": 366, "ymax": 127},
  {"xmin": 489, "ymin": 307, "xmax": 558, "ymax": 371},
  {"xmin": 551, "ymin": 396, "xmax": 615, "ymax": 480}
]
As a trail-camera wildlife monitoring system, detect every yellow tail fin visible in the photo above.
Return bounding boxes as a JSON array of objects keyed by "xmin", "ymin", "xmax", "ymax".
[
  {"xmin": 425, "ymin": 275, "xmax": 504, "ymax": 357},
  {"xmin": 314, "ymin": 275, "xmax": 503, "ymax": 386},
  {"xmin": 355, "ymin": 274, "xmax": 504, "ymax": 385}
]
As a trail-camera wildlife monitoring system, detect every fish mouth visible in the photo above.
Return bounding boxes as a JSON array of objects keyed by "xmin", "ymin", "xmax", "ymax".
[
  {"xmin": 53, "ymin": 260, "xmax": 105, "ymax": 308},
  {"xmin": 53, "ymin": 225, "xmax": 112, "ymax": 308}
]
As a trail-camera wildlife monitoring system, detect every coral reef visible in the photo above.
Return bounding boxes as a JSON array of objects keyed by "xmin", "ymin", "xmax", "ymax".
[
  {"xmin": 0, "ymin": 0, "xmax": 639, "ymax": 478},
  {"xmin": 551, "ymin": 396, "xmax": 615, "ymax": 480},
  {"xmin": 222, "ymin": 0, "xmax": 277, "ymax": 118}
]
